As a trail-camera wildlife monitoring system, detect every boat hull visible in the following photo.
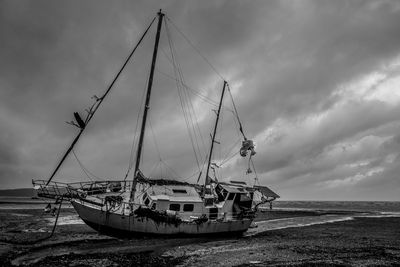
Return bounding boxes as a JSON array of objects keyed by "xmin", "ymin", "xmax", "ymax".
[{"xmin": 71, "ymin": 199, "xmax": 252, "ymax": 236}]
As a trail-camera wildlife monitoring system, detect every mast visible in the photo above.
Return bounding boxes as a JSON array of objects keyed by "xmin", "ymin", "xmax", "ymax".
[
  {"xmin": 130, "ymin": 10, "xmax": 164, "ymax": 201},
  {"xmin": 204, "ymin": 80, "xmax": 227, "ymax": 195},
  {"xmin": 44, "ymin": 17, "xmax": 157, "ymax": 186}
]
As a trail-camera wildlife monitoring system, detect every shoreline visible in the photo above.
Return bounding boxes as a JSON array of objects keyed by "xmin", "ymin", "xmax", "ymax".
[{"xmin": 1, "ymin": 209, "xmax": 400, "ymax": 266}]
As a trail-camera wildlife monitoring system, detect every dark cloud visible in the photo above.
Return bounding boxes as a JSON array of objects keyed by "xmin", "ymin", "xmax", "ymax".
[
  {"xmin": 1, "ymin": 0, "xmax": 400, "ymax": 200},
  {"xmin": 227, "ymin": 0, "xmax": 400, "ymax": 136}
]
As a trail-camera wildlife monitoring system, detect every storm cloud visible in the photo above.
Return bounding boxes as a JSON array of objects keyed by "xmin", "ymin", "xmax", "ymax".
[{"xmin": 1, "ymin": 0, "xmax": 400, "ymax": 200}]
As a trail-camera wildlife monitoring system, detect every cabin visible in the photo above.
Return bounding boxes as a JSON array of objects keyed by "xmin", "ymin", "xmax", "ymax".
[
  {"xmin": 137, "ymin": 181, "xmax": 258, "ymax": 222},
  {"xmin": 213, "ymin": 183, "xmax": 254, "ymax": 220},
  {"xmin": 139, "ymin": 185, "xmax": 204, "ymax": 221}
]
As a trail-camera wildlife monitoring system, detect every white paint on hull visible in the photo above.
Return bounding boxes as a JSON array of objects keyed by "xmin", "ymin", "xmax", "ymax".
[{"xmin": 71, "ymin": 200, "xmax": 252, "ymax": 235}]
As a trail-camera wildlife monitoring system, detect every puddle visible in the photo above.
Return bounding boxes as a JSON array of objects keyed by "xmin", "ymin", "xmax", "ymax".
[
  {"xmin": 245, "ymin": 215, "xmax": 354, "ymax": 236},
  {"xmin": 46, "ymin": 215, "xmax": 84, "ymax": 225}
]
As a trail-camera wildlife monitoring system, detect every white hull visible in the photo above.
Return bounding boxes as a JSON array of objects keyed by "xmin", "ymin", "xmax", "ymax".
[{"xmin": 71, "ymin": 199, "xmax": 253, "ymax": 236}]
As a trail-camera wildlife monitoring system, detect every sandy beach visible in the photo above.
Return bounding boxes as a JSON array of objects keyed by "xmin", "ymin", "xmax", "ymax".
[{"xmin": 0, "ymin": 207, "xmax": 399, "ymax": 266}]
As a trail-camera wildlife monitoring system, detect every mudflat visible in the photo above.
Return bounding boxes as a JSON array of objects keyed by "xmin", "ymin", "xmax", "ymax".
[{"xmin": 0, "ymin": 208, "xmax": 399, "ymax": 266}]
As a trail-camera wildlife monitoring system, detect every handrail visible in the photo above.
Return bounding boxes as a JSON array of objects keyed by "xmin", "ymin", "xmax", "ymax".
[
  {"xmin": 33, "ymin": 179, "xmax": 256, "ymax": 220},
  {"xmin": 32, "ymin": 179, "xmax": 132, "ymax": 199}
]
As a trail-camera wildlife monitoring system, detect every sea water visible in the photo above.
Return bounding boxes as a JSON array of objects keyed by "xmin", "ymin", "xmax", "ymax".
[
  {"xmin": 272, "ymin": 200, "xmax": 400, "ymax": 213},
  {"xmin": 0, "ymin": 196, "xmax": 72, "ymax": 210},
  {"xmin": 246, "ymin": 200, "xmax": 400, "ymax": 236}
]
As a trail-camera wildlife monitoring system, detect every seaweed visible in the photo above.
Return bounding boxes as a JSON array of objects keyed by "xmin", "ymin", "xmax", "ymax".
[
  {"xmin": 133, "ymin": 207, "xmax": 182, "ymax": 227},
  {"xmin": 193, "ymin": 214, "xmax": 208, "ymax": 225}
]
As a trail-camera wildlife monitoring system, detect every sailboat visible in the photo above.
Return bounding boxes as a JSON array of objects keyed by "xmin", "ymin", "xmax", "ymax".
[{"xmin": 33, "ymin": 10, "xmax": 279, "ymax": 236}]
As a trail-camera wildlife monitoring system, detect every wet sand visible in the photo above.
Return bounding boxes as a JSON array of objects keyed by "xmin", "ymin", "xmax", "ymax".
[{"xmin": 0, "ymin": 208, "xmax": 399, "ymax": 266}]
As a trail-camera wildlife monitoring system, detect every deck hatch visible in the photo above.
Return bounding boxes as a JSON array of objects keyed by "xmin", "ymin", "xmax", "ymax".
[{"xmin": 172, "ymin": 189, "xmax": 187, "ymax": 194}]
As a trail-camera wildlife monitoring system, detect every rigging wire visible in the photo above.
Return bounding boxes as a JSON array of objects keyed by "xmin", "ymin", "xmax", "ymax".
[
  {"xmin": 165, "ymin": 15, "xmax": 250, "ymax": 184},
  {"xmin": 226, "ymin": 90, "xmax": 245, "ymax": 141},
  {"xmin": 168, "ymin": 44, "xmax": 208, "ymax": 162},
  {"xmin": 83, "ymin": 15, "xmax": 156, "ymax": 126},
  {"xmin": 164, "ymin": 19, "xmax": 203, "ymax": 171},
  {"xmin": 149, "ymin": 118, "xmax": 163, "ymax": 162},
  {"xmin": 130, "ymin": 15, "xmax": 256, "ymax": 185},
  {"xmin": 250, "ymin": 157, "xmax": 259, "ymax": 186},
  {"xmin": 151, "ymin": 117, "xmax": 186, "ymax": 180},
  {"xmin": 72, "ymin": 149, "xmax": 103, "ymax": 181},
  {"xmin": 160, "ymin": 160, "xmax": 183, "ymax": 180},
  {"xmin": 225, "ymin": 90, "xmax": 246, "ymax": 162},
  {"xmin": 216, "ymin": 95, "xmax": 225, "ymax": 165},
  {"xmin": 166, "ymin": 19, "xmax": 205, "ymax": 161},
  {"xmin": 149, "ymin": 160, "xmax": 162, "ymax": 178},
  {"xmin": 218, "ymin": 138, "xmax": 241, "ymax": 166},
  {"xmin": 227, "ymin": 83, "xmax": 247, "ymax": 140},
  {"xmin": 159, "ymin": 75, "xmax": 218, "ymax": 106},
  {"xmin": 157, "ymin": 65, "xmax": 243, "ymax": 179},
  {"xmin": 196, "ymin": 154, "xmax": 208, "ymax": 184},
  {"xmin": 158, "ymin": 20, "xmax": 244, "ymax": 181},
  {"xmin": 155, "ymin": 64, "xmax": 243, "ymax": 182},
  {"xmin": 124, "ymin": 68, "xmax": 150, "ymax": 181},
  {"xmin": 156, "ymin": 61, "xmax": 231, "ymax": 110},
  {"xmin": 45, "ymin": 16, "xmax": 157, "ymax": 186},
  {"xmin": 158, "ymin": 46, "xmax": 237, "ymax": 119},
  {"xmin": 165, "ymin": 15, "xmax": 225, "ymax": 81},
  {"xmin": 227, "ymin": 83, "xmax": 260, "ymax": 181},
  {"xmin": 220, "ymin": 151, "xmax": 240, "ymax": 167},
  {"xmin": 72, "ymin": 149, "xmax": 93, "ymax": 181}
]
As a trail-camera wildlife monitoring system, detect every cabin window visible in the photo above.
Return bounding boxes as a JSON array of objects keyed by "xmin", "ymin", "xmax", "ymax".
[
  {"xmin": 227, "ymin": 193, "xmax": 235, "ymax": 200},
  {"xmin": 142, "ymin": 193, "xmax": 148, "ymax": 201},
  {"xmin": 144, "ymin": 198, "xmax": 150, "ymax": 206},
  {"xmin": 172, "ymin": 189, "xmax": 187, "ymax": 194},
  {"xmin": 169, "ymin": 203, "xmax": 180, "ymax": 211},
  {"xmin": 183, "ymin": 204, "xmax": 194, "ymax": 212},
  {"xmin": 151, "ymin": 202, "xmax": 156, "ymax": 210}
]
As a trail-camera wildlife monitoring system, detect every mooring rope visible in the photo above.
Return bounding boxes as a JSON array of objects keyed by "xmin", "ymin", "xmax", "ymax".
[{"xmin": 16, "ymin": 196, "xmax": 65, "ymax": 245}]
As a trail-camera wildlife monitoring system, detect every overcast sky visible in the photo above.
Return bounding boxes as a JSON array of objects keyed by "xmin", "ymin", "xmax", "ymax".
[{"xmin": 1, "ymin": 0, "xmax": 400, "ymax": 201}]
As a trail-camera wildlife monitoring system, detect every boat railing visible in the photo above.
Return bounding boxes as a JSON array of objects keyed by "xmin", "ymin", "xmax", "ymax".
[
  {"xmin": 33, "ymin": 180, "xmax": 255, "ymax": 220},
  {"xmin": 67, "ymin": 180, "xmax": 132, "ymax": 196},
  {"xmin": 32, "ymin": 180, "xmax": 73, "ymax": 199},
  {"xmin": 32, "ymin": 179, "xmax": 133, "ymax": 200}
]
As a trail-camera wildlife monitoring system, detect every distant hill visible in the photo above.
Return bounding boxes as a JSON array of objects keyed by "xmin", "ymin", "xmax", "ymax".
[{"xmin": 0, "ymin": 188, "xmax": 34, "ymax": 197}]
